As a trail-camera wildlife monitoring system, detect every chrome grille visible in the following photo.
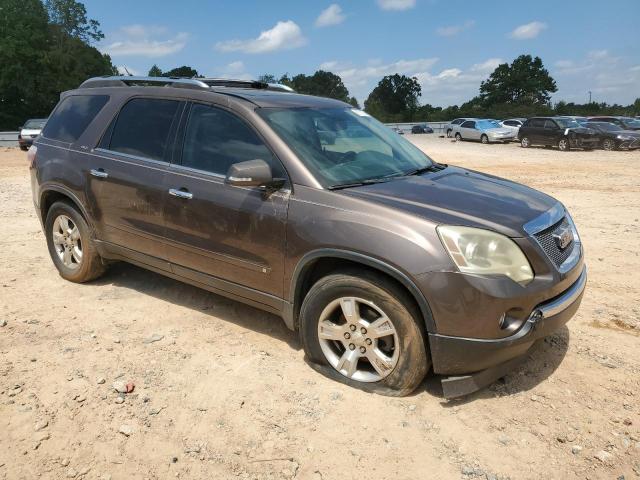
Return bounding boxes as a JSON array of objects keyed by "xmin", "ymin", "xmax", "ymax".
[{"xmin": 533, "ymin": 217, "xmax": 575, "ymax": 267}]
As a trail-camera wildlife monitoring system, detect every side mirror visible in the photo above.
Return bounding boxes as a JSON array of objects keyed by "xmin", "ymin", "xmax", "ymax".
[{"xmin": 225, "ymin": 159, "xmax": 284, "ymax": 192}]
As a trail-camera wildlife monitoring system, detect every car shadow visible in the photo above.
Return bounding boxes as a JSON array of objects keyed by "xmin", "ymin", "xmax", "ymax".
[
  {"xmin": 421, "ymin": 325, "xmax": 571, "ymax": 404},
  {"xmin": 91, "ymin": 262, "xmax": 301, "ymax": 351}
]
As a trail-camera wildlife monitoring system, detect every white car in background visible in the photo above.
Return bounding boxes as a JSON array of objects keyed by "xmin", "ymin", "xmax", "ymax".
[
  {"xmin": 499, "ymin": 118, "xmax": 527, "ymax": 140},
  {"xmin": 18, "ymin": 118, "xmax": 47, "ymax": 151},
  {"xmin": 445, "ymin": 118, "xmax": 475, "ymax": 138},
  {"xmin": 453, "ymin": 119, "xmax": 516, "ymax": 144}
]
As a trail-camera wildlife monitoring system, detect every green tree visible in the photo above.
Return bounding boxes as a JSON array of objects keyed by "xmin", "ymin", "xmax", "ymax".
[
  {"xmin": 364, "ymin": 74, "xmax": 421, "ymax": 122},
  {"xmin": 634, "ymin": 98, "xmax": 640, "ymax": 115},
  {"xmin": 45, "ymin": 0, "xmax": 103, "ymax": 43},
  {"xmin": 257, "ymin": 74, "xmax": 277, "ymax": 83},
  {"xmin": 148, "ymin": 65, "xmax": 163, "ymax": 77},
  {"xmin": 348, "ymin": 97, "xmax": 360, "ymax": 108},
  {"xmin": 164, "ymin": 66, "xmax": 200, "ymax": 78},
  {"xmin": 479, "ymin": 55, "xmax": 557, "ymax": 106},
  {"xmin": 286, "ymin": 70, "xmax": 351, "ymax": 102}
]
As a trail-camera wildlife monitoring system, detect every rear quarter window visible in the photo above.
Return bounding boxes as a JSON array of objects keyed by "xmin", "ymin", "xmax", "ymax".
[{"xmin": 42, "ymin": 95, "xmax": 109, "ymax": 143}]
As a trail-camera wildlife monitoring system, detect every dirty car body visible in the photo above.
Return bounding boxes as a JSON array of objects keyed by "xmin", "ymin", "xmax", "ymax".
[{"xmin": 30, "ymin": 76, "xmax": 586, "ymax": 398}]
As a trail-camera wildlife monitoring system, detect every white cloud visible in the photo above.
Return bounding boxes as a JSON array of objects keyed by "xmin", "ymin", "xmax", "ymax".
[
  {"xmin": 377, "ymin": 0, "xmax": 416, "ymax": 11},
  {"xmin": 215, "ymin": 20, "xmax": 306, "ymax": 54},
  {"xmin": 509, "ymin": 21, "xmax": 547, "ymax": 40},
  {"xmin": 102, "ymin": 25, "xmax": 188, "ymax": 57},
  {"xmin": 470, "ymin": 58, "xmax": 503, "ymax": 73},
  {"xmin": 316, "ymin": 4, "xmax": 346, "ymax": 27},
  {"xmin": 436, "ymin": 20, "xmax": 475, "ymax": 37},
  {"xmin": 224, "ymin": 61, "xmax": 245, "ymax": 74},
  {"xmin": 552, "ymin": 51, "xmax": 639, "ymax": 104}
]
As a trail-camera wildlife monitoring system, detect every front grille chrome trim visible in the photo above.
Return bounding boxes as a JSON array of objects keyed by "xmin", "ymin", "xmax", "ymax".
[{"xmin": 523, "ymin": 202, "xmax": 565, "ymax": 235}]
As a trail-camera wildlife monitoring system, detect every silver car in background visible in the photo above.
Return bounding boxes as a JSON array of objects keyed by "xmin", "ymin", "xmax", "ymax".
[
  {"xmin": 445, "ymin": 118, "xmax": 475, "ymax": 138},
  {"xmin": 453, "ymin": 119, "xmax": 516, "ymax": 144}
]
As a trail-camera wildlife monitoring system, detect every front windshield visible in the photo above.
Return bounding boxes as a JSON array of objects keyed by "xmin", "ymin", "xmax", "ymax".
[
  {"xmin": 258, "ymin": 107, "xmax": 433, "ymax": 188},
  {"xmin": 591, "ymin": 122, "xmax": 621, "ymax": 132},
  {"xmin": 622, "ymin": 118, "xmax": 640, "ymax": 128},
  {"xmin": 24, "ymin": 119, "xmax": 46, "ymax": 129},
  {"xmin": 555, "ymin": 118, "xmax": 580, "ymax": 128},
  {"xmin": 476, "ymin": 120, "xmax": 499, "ymax": 129}
]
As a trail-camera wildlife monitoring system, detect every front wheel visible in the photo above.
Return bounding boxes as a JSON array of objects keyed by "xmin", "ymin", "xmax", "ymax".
[
  {"xmin": 299, "ymin": 271, "xmax": 429, "ymax": 396},
  {"xmin": 455, "ymin": 132, "xmax": 462, "ymax": 141},
  {"xmin": 45, "ymin": 201, "xmax": 107, "ymax": 283},
  {"xmin": 602, "ymin": 139, "xmax": 616, "ymax": 151},
  {"xmin": 558, "ymin": 138, "xmax": 571, "ymax": 151},
  {"xmin": 520, "ymin": 137, "xmax": 531, "ymax": 148},
  {"xmin": 481, "ymin": 134, "xmax": 489, "ymax": 144}
]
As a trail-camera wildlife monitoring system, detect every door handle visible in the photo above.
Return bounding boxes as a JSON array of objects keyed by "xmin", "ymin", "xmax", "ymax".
[
  {"xmin": 90, "ymin": 168, "xmax": 108, "ymax": 179},
  {"xmin": 169, "ymin": 188, "xmax": 193, "ymax": 200}
]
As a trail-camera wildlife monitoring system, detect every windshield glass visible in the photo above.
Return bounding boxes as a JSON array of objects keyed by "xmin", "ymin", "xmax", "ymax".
[
  {"xmin": 622, "ymin": 118, "xmax": 640, "ymax": 128},
  {"xmin": 258, "ymin": 108, "xmax": 433, "ymax": 188},
  {"xmin": 476, "ymin": 120, "xmax": 499, "ymax": 129},
  {"xmin": 24, "ymin": 119, "xmax": 46, "ymax": 129},
  {"xmin": 555, "ymin": 118, "xmax": 580, "ymax": 128},
  {"xmin": 591, "ymin": 122, "xmax": 621, "ymax": 132}
]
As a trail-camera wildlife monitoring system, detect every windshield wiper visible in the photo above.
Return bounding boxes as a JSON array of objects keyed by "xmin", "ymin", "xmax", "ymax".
[
  {"xmin": 403, "ymin": 163, "xmax": 447, "ymax": 176},
  {"xmin": 328, "ymin": 177, "xmax": 392, "ymax": 190}
]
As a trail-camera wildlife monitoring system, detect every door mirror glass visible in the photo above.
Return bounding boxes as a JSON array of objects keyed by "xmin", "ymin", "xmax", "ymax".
[{"xmin": 226, "ymin": 159, "xmax": 279, "ymax": 188}]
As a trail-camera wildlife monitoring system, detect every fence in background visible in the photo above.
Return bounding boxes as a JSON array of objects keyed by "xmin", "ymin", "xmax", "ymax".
[
  {"xmin": 384, "ymin": 122, "xmax": 449, "ymax": 134},
  {"xmin": 0, "ymin": 132, "xmax": 18, "ymax": 148}
]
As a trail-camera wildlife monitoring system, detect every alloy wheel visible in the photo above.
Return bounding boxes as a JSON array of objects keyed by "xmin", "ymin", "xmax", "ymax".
[
  {"xmin": 521, "ymin": 137, "xmax": 530, "ymax": 148},
  {"xmin": 317, "ymin": 297, "xmax": 400, "ymax": 382},
  {"xmin": 52, "ymin": 214, "xmax": 83, "ymax": 269},
  {"xmin": 603, "ymin": 139, "xmax": 615, "ymax": 151},
  {"xmin": 558, "ymin": 138, "xmax": 570, "ymax": 151}
]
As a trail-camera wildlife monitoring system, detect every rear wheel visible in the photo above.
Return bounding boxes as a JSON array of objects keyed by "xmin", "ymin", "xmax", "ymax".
[
  {"xmin": 45, "ymin": 201, "xmax": 106, "ymax": 283},
  {"xmin": 299, "ymin": 271, "xmax": 429, "ymax": 396},
  {"xmin": 602, "ymin": 138, "xmax": 616, "ymax": 151},
  {"xmin": 520, "ymin": 137, "xmax": 531, "ymax": 148},
  {"xmin": 558, "ymin": 138, "xmax": 571, "ymax": 151},
  {"xmin": 455, "ymin": 132, "xmax": 462, "ymax": 141},
  {"xmin": 481, "ymin": 134, "xmax": 489, "ymax": 144},
  {"xmin": 446, "ymin": 129, "xmax": 452, "ymax": 138}
]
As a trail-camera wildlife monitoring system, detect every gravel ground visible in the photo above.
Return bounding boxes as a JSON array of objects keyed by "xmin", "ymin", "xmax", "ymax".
[{"xmin": 1, "ymin": 137, "xmax": 639, "ymax": 480}]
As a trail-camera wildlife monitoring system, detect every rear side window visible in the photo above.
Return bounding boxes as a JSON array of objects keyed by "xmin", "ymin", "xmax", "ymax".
[
  {"xmin": 42, "ymin": 95, "xmax": 109, "ymax": 142},
  {"xmin": 530, "ymin": 119, "xmax": 545, "ymax": 128},
  {"xmin": 181, "ymin": 104, "xmax": 281, "ymax": 176},
  {"xmin": 544, "ymin": 120, "xmax": 557, "ymax": 129},
  {"xmin": 461, "ymin": 120, "xmax": 475, "ymax": 128},
  {"xmin": 106, "ymin": 98, "xmax": 180, "ymax": 161}
]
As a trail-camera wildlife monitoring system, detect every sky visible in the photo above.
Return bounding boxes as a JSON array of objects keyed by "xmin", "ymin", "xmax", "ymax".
[{"xmin": 85, "ymin": 0, "xmax": 640, "ymax": 107}]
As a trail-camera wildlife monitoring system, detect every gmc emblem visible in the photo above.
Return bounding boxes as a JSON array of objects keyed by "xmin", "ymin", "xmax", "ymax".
[{"xmin": 553, "ymin": 227, "xmax": 573, "ymax": 250}]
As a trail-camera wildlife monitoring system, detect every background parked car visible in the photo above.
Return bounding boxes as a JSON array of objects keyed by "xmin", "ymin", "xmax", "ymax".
[
  {"xmin": 453, "ymin": 119, "xmax": 516, "ymax": 143},
  {"xmin": 588, "ymin": 116, "xmax": 640, "ymax": 131},
  {"xmin": 518, "ymin": 117, "xmax": 599, "ymax": 151},
  {"xmin": 18, "ymin": 118, "xmax": 47, "ymax": 151},
  {"xmin": 500, "ymin": 118, "xmax": 527, "ymax": 139},
  {"xmin": 445, "ymin": 118, "xmax": 474, "ymax": 137},
  {"xmin": 411, "ymin": 124, "xmax": 434, "ymax": 134},
  {"xmin": 584, "ymin": 121, "xmax": 640, "ymax": 150}
]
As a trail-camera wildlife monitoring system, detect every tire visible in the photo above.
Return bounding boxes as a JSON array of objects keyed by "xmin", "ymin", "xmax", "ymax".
[
  {"xmin": 45, "ymin": 201, "xmax": 106, "ymax": 283},
  {"xmin": 520, "ymin": 137, "xmax": 531, "ymax": 148},
  {"xmin": 558, "ymin": 138, "xmax": 571, "ymax": 151},
  {"xmin": 455, "ymin": 132, "xmax": 462, "ymax": 141},
  {"xmin": 299, "ymin": 270, "xmax": 429, "ymax": 396},
  {"xmin": 446, "ymin": 129, "xmax": 452, "ymax": 138},
  {"xmin": 20, "ymin": 146, "xmax": 28, "ymax": 151},
  {"xmin": 602, "ymin": 139, "xmax": 616, "ymax": 151},
  {"xmin": 481, "ymin": 134, "xmax": 489, "ymax": 144}
]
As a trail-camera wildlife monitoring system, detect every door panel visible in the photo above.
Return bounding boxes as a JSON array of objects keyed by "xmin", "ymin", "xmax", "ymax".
[
  {"xmin": 163, "ymin": 102, "xmax": 289, "ymax": 297},
  {"xmin": 163, "ymin": 169, "xmax": 289, "ymax": 296}
]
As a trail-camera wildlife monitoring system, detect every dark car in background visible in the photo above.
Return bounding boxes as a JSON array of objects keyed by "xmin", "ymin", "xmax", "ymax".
[
  {"xmin": 29, "ymin": 76, "xmax": 586, "ymax": 399},
  {"xmin": 588, "ymin": 116, "xmax": 640, "ymax": 131},
  {"xmin": 18, "ymin": 118, "xmax": 47, "ymax": 151},
  {"xmin": 518, "ymin": 117, "xmax": 599, "ymax": 151},
  {"xmin": 584, "ymin": 121, "xmax": 640, "ymax": 150},
  {"xmin": 411, "ymin": 124, "xmax": 434, "ymax": 134}
]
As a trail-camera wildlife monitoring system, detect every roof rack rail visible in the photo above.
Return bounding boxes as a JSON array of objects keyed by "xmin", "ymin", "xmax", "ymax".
[
  {"xmin": 78, "ymin": 76, "xmax": 210, "ymax": 90},
  {"xmin": 200, "ymin": 78, "xmax": 294, "ymax": 93}
]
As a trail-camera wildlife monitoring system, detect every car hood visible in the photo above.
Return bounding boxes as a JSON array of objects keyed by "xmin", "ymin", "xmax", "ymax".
[
  {"xmin": 21, "ymin": 128, "xmax": 42, "ymax": 136},
  {"xmin": 566, "ymin": 126, "xmax": 596, "ymax": 135},
  {"xmin": 343, "ymin": 166, "xmax": 558, "ymax": 237}
]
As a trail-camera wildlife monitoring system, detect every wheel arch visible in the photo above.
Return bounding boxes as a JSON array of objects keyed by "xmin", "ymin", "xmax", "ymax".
[
  {"xmin": 286, "ymin": 249, "xmax": 436, "ymax": 335},
  {"xmin": 39, "ymin": 186, "xmax": 94, "ymax": 233}
]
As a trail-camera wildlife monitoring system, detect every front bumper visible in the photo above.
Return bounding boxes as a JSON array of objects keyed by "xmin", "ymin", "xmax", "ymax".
[
  {"xmin": 430, "ymin": 265, "xmax": 586, "ymax": 397},
  {"xmin": 570, "ymin": 136, "xmax": 599, "ymax": 148}
]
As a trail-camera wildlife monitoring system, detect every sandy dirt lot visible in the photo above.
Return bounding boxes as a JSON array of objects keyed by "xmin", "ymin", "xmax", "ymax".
[{"xmin": 1, "ymin": 137, "xmax": 639, "ymax": 480}]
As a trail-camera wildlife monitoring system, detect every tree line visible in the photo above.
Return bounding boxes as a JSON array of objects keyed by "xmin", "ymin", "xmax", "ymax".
[
  {"xmin": 0, "ymin": 0, "xmax": 117, "ymax": 129},
  {"xmin": 1, "ymin": 0, "xmax": 639, "ymax": 129}
]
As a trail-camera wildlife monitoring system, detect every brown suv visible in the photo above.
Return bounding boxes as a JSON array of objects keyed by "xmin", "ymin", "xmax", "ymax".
[{"xmin": 29, "ymin": 76, "xmax": 587, "ymax": 398}]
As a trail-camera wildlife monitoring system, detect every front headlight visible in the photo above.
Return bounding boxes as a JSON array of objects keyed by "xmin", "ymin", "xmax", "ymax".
[
  {"xmin": 437, "ymin": 226, "xmax": 534, "ymax": 285},
  {"xmin": 617, "ymin": 135, "xmax": 633, "ymax": 140}
]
